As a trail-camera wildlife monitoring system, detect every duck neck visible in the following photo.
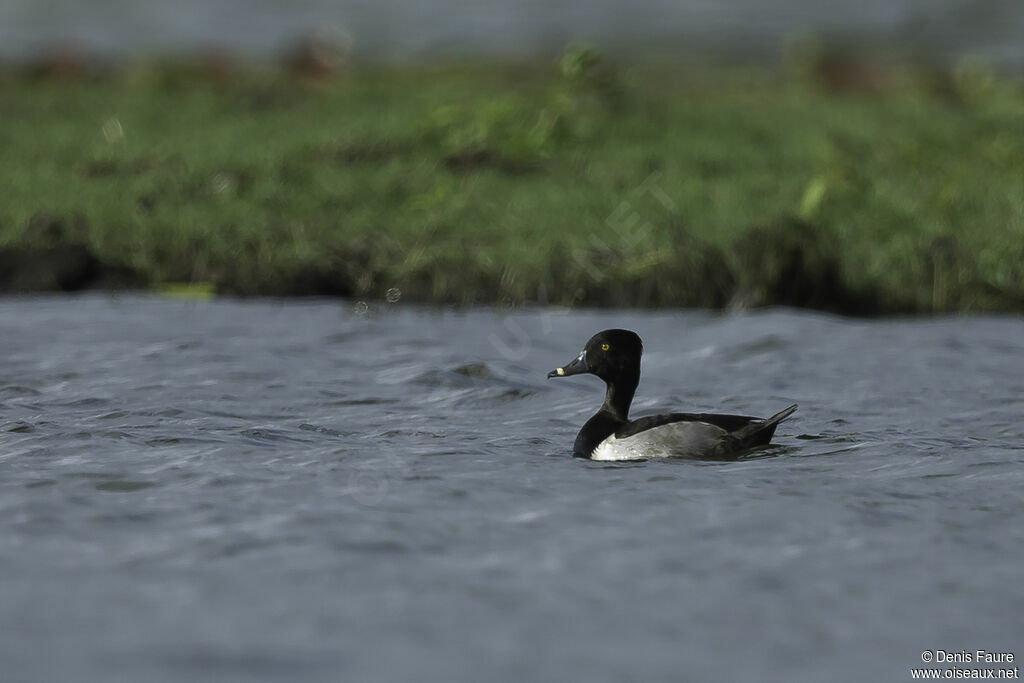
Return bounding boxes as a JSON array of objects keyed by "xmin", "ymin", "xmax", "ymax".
[{"xmin": 600, "ymin": 371, "xmax": 638, "ymax": 422}]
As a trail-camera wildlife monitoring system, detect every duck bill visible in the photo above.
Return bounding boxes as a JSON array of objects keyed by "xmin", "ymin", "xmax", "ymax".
[{"xmin": 547, "ymin": 354, "xmax": 588, "ymax": 379}]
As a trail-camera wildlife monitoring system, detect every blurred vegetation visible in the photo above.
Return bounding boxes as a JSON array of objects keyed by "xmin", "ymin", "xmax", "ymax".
[{"xmin": 1, "ymin": 46, "xmax": 1023, "ymax": 313}]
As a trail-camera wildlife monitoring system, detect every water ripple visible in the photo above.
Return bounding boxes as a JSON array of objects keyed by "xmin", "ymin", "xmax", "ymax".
[{"xmin": 1, "ymin": 296, "xmax": 1022, "ymax": 683}]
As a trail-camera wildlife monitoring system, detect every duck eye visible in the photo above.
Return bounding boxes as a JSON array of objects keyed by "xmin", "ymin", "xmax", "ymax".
[{"xmin": 601, "ymin": 343, "xmax": 610, "ymax": 351}]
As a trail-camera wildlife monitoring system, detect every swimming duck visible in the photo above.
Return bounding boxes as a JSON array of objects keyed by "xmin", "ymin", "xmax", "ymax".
[{"xmin": 547, "ymin": 329, "xmax": 797, "ymax": 460}]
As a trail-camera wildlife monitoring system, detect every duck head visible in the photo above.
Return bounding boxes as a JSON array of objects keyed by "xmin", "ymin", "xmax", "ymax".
[{"xmin": 547, "ymin": 329, "xmax": 643, "ymax": 385}]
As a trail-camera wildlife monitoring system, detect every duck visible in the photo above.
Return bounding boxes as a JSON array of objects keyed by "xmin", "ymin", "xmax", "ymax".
[{"xmin": 547, "ymin": 329, "xmax": 797, "ymax": 460}]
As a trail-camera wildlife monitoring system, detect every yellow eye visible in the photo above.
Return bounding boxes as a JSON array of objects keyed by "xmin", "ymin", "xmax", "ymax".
[{"xmin": 601, "ymin": 343, "xmax": 610, "ymax": 351}]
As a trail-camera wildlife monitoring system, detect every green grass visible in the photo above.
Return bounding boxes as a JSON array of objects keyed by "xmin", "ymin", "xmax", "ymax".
[{"xmin": 2, "ymin": 51, "xmax": 1023, "ymax": 313}]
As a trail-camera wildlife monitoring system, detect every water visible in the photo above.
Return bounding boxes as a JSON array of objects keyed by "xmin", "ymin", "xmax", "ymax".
[
  {"xmin": 2, "ymin": 0, "xmax": 1023, "ymax": 68},
  {"xmin": 1, "ymin": 294, "xmax": 1022, "ymax": 682}
]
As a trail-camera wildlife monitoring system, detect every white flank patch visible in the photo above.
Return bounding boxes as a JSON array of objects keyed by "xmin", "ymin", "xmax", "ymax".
[
  {"xmin": 590, "ymin": 434, "xmax": 650, "ymax": 461},
  {"xmin": 589, "ymin": 421, "xmax": 728, "ymax": 461}
]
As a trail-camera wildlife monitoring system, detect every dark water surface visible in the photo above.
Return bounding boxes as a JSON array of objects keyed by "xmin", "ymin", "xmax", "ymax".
[{"xmin": 2, "ymin": 295, "xmax": 1022, "ymax": 682}]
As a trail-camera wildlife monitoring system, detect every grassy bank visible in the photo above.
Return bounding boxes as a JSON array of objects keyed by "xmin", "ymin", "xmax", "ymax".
[{"xmin": 2, "ymin": 50, "xmax": 1023, "ymax": 313}]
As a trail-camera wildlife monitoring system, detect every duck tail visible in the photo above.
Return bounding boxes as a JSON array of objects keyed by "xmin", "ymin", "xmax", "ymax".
[{"xmin": 731, "ymin": 404, "xmax": 798, "ymax": 449}]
